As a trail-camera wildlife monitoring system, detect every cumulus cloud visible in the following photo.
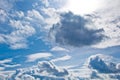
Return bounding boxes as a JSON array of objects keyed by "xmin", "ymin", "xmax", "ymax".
[
  {"xmin": 87, "ymin": 54, "xmax": 120, "ymax": 73},
  {"xmin": 0, "ymin": 0, "xmax": 65, "ymax": 49},
  {"xmin": 1, "ymin": 56, "xmax": 120, "ymax": 80},
  {"xmin": 3, "ymin": 61, "xmax": 70, "ymax": 80},
  {"xmin": 49, "ymin": 12, "xmax": 104, "ymax": 47}
]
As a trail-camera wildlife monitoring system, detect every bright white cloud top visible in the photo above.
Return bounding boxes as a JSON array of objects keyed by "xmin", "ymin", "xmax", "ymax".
[{"xmin": 63, "ymin": 0, "xmax": 104, "ymax": 15}]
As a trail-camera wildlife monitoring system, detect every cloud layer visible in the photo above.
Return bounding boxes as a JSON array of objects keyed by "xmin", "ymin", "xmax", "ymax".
[{"xmin": 0, "ymin": 54, "xmax": 120, "ymax": 80}]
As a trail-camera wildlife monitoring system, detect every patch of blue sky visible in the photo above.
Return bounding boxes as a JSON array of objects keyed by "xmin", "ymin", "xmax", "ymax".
[{"xmin": 14, "ymin": 0, "xmax": 38, "ymax": 12}]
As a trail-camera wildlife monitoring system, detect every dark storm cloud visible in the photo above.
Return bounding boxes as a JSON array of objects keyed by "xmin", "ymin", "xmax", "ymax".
[{"xmin": 50, "ymin": 12, "xmax": 104, "ymax": 47}]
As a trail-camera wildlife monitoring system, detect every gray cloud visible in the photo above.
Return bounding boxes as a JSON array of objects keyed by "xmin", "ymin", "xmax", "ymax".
[{"xmin": 50, "ymin": 12, "xmax": 104, "ymax": 47}]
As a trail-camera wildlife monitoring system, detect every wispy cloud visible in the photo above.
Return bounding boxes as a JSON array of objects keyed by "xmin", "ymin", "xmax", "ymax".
[
  {"xmin": 1, "ymin": 64, "xmax": 21, "ymax": 68},
  {"xmin": 0, "ymin": 59, "xmax": 12, "ymax": 64},
  {"xmin": 51, "ymin": 46, "xmax": 69, "ymax": 52},
  {"xmin": 51, "ymin": 55, "xmax": 71, "ymax": 62},
  {"xmin": 26, "ymin": 52, "xmax": 52, "ymax": 62}
]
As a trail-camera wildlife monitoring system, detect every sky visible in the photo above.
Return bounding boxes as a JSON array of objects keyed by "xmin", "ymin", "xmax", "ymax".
[{"xmin": 0, "ymin": 0, "xmax": 120, "ymax": 77}]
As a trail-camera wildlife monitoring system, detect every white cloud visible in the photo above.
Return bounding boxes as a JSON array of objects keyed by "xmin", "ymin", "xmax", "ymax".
[
  {"xmin": 0, "ymin": 9, "xmax": 8, "ymax": 23},
  {"xmin": 62, "ymin": 0, "xmax": 104, "ymax": 15},
  {"xmin": 15, "ymin": 11, "xmax": 24, "ymax": 18},
  {"xmin": 0, "ymin": 54, "xmax": 120, "ymax": 80},
  {"xmin": 2, "ymin": 20, "xmax": 36, "ymax": 49},
  {"xmin": 51, "ymin": 46, "xmax": 69, "ymax": 52},
  {"xmin": 1, "ymin": 64, "xmax": 21, "ymax": 68},
  {"xmin": 26, "ymin": 52, "xmax": 52, "ymax": 62},
  {"xmin": 85, "ymin": 0, "xmax": 120, "ymax": 48},
  {"xmin": 51, "ymin": 55, "xmax": 71, "ymax": 62},
  {"xmin": 0, "ymin": 59, "xmax": 12, "ymax": 64},
  {"xmin": 0, "ymin": 58, "xmax": 20, "ymax": 70},
  {"xmin": 0, "ymin": 34, "xmax": 5, "ymax": 43},
  {"xmin": 0, "ymin": 0, "xmax": 14, "ymax": 11},
  {"xmin": 26, "ymin": 9, "xmax": 44, "ymax": 22}
]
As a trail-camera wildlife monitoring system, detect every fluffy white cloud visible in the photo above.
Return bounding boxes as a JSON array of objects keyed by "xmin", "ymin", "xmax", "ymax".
[{"xmin": 26, "ymin": 52, "xmax": 52, "ymax": 62}]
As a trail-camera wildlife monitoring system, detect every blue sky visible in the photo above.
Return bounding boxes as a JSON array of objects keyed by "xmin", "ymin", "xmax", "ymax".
[{"xmin": 0, "ymin": 0, "xmax": 120, "ymax": 74}]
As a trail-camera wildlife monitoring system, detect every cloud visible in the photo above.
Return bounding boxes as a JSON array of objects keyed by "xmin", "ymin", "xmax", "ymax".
[
  {"xmin": 87, "ymin": 54, "xmax": 120, "ymax": 73},
  {"xmin": 0, "ymin": 0, "xmax": 14, "ymax": 11},
  {"xmin": 0, "ymin": 18, "xmax": 36, "ymax": 49},
  {"xmin": 86, "ymin": 0, "xmax": 120, "ymax": 48},
  {"xmin": 3, "ymin": 61, "xmax": 70, "ymax": 80},
  {"xmin": 1, "ymin": 64, "xmax": 21, "ymax": 68},
  {"xmin": 49, "ymin": 12, "xmax": 104, "ymax": 47},
  {"xmin": 51, "ymin": 46, "xmax": 69, "ymax": 52},
  {"xmin": 26, "ymin": 52, "xmax": 52, "ymax": 62},
  {"xmin": 26, "ymin": 9, "xmax": 44, "ymax": 23},
  {"xmin": 0, "ymin": 58, "xmax": 21, "ymax": 70},
  {"xmin": 0, "ymin": 9, "xmax": 8, "ymax": 23},
  {"xmin": 0, "ymin": 59, "xmax": 12, "ymax": 64},
  {"xmin": 1, "ymin": 57, "xmax": 120, "ymax": 80},
  {"xmin": 5, "ymin": 20, "xmax": 36, "ymax": 49},
  {"xmin": 51, "ymin": 55, "xmax": 71, "ymax": 62},
  {"xmin": 0, "ymin": 0, "xmax": 63, "ymax": 49}
]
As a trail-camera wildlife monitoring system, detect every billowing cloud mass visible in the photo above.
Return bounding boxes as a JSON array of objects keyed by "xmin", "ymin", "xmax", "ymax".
[
  {"xmin": 50, "ymin": 12, "xmax": 104, "ymax": 47},
  {"xmin": 0, "ymin": 54, "xmax": 120, "ymax": 80}
]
